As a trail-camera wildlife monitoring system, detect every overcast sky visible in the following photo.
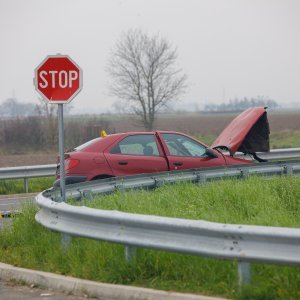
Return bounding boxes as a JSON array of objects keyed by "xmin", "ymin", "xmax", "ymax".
[{"xmin": 0, "ymin": 0, "xmax": 299, "ymax": 113}]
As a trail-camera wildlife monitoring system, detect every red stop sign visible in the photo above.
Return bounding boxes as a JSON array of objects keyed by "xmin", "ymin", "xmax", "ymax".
[{"xmin": 34, "ymin": 55, "xmax": 82, "ymax": 104}]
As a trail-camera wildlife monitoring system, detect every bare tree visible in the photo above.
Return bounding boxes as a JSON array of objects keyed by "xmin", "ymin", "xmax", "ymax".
[
  {"xmin": 107, "ymin": 29, "xmax": 187, "ymax": 131},
  {"xmin": 0, "ymin": 98, "xmax": 35, "ymax": 118},
  {"xmin": 34, "ymin": 97, "xmax": 74, "ymax": 147},
  {"xmin": 34, "ymin": 97, "xmax": 73, "ymax": 118},
  {"xmin": 34, "ymin": 97, "xmax": 58, "ymax": 146}
]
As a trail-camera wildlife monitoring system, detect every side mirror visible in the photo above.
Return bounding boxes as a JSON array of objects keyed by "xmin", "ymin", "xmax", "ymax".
[{"xmin": 205, "ymin": 148, "xmax": 218, "ymax": 158}]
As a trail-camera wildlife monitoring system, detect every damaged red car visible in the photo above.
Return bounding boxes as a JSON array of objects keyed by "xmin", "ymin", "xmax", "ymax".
[{"xmin": 55, "ymin": 107, "xmax": 270, "ymax": 186}]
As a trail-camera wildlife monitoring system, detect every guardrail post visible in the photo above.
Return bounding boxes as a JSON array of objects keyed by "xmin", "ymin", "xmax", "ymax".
[
  {"xmin": 61, "ymin": 233, "xmax": 71, "ymax": 252},
  {"xmin": 82, "ymin": 190, "xmax": 93, "ymax": 200},
  {"xmin": 240, "ymin": 168, "xmax": 249, "ymax": 179},
  {"xmin": 284, "ymin": 165, "xmax": 294, "ymax": 175},
  {"xmin": 125, "ymin": 245, "xmax": 137, "ymax": 263},
  {"xmin": 24, "ymin": 178, "xmax": 28, "ymax": 193},
  {"xmin": 153, "ymin": 177, "xmax": 163, "ymax": 188},
  {"xmin": 238, "ymin": 261, "xmax": 251, "ymax": 286},
  {"xmin": 196, "ymin": 173, "xmax": 206, "ymax": 183}
]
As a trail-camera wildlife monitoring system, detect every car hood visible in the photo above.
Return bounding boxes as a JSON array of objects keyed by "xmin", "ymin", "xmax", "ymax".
[{"xmin": 211, "ymin": 107, "xmax": 270, "ymax": 155}]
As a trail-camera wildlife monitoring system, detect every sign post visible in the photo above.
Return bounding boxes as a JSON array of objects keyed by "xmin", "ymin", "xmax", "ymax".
[
  {"xmin": 58, "ymin": 104, "xmax": 65, "ymax": 201},
  {"xmin": 34, "ymin": 55, "xmax": 82, "ymax": 202}
]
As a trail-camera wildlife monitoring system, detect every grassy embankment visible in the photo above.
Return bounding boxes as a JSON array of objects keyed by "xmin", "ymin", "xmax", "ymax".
[{"xmin": 1, "ymin": 176, "xmax": 300, "ymax": 300}]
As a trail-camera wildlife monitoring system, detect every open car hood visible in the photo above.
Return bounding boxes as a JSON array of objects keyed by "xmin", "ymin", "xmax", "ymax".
[{"xmin": 211, "ymin": 107, "xmax": 270, "ymax": 156}]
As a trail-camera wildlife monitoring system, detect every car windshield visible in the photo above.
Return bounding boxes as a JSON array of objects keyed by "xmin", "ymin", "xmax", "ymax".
[
  {"xmin": 74, "ymin": 138, "xmax": 102, "ymax": 151},
  {"xmin": 162, "ymin": 133, "xmax": 207, "ymax": 157}
]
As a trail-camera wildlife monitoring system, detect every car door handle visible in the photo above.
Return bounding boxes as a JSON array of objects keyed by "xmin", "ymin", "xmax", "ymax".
[
  {"xmin": 118, "ymin": 161, "xmax": 128, "ymax": 165},
  {"xmin": 173, "ymin": 162, "xmax": 183, "ymax": 166}
]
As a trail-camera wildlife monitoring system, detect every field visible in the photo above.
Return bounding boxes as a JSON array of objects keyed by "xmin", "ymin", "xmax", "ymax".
[
  {"xmin": 0, "ymin": 153, "xmax": 57, "ymax": 168},
  {"xmin": 1, "ymin": 176, "xmax": 300, "ymax": 300},
  {"xmin": 106, "ymin": 111, "xmax": 300, "ymax": 135},
  {"xmin": 0, "ymin": 111, "xmax": 300, "ymax": 168}
]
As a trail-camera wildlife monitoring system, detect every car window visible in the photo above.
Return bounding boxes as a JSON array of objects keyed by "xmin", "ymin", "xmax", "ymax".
[
  {"xmin": 161, "ymin": 133, "xmax": 207, "ymax": 157},
  {"xmin": 111, "ymin": 134, "xmax": 160, "ymax": 156},
  {"xmin": 74, "ymin": 137, "xmax": 102, "ymax": 151}
]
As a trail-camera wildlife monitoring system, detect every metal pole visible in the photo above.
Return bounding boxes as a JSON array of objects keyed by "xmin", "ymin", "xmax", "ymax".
[
  {"xmin": 125, "ymin": 245, "xmax": 137, "ymax": 263},
  {"xmin": 24, "ymin": 178, "xmax": 28, "ymax": 193},
  {"xmin": 58, "ymin": 104, "xmax": 66, "ymax": 202},
  {"xmin": 61, "ymin": 233, "xmax": 71, "ymax": 252},
  {"xmin": 238, "ymin": 261, "xmax": 251, "ymax": 286}
]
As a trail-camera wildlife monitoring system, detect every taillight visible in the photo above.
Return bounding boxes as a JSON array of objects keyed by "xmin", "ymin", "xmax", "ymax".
[{"xmin": 65, "ymin": 158, "xmax": 80, "ymax": 171}]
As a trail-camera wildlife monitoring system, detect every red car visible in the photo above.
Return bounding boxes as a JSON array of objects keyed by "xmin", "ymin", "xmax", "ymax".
[{"xmin": 55, "ymin": 107, "xmax": 270, "ymax": 186}]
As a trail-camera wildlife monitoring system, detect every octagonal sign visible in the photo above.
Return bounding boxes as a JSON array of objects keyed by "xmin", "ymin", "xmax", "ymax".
[{"xmin": 34, "ymin": 55, "xmax": 82, "ymax": 104}]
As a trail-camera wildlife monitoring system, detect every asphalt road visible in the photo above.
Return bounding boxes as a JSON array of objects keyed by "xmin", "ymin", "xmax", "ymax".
[
  {"xmin": 0, "ymin": 193, "xmax": 36, "ymax": 229},
  {"xmin": 0, "ymin": 193, "xmax": 36, "ymax": 211},
  {"xmin": 0, "ymin": 280, "xmax": 94, "ymax": 300}
]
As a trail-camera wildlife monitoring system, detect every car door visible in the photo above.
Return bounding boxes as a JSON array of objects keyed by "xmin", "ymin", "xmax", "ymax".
[
  {"xmin": 158, "ymin": 133, "xmax": 226, "ymax": 170},
  {"xmin": 104, "ymin": 134, "xmax": 169, "ymax": 176}
]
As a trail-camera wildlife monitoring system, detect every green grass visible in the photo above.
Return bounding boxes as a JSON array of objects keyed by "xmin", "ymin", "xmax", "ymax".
[
  {"xmin": 1, "ymin": 176, "xmax": 300, "ymax": 299},
  {"xmin": 270, "ymin": 130, "xmax": 300, "ymax": 149},
  {"xmin": 81, "ymin": 176, "xmax": 300, "ymax": 227},
  {"xmin": 0, "ymin": 177, "xmax": 55, "ymax": 195}
]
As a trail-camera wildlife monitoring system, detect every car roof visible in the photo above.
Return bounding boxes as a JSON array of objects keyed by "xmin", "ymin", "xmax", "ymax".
[{"xmin": 77, "ymin": 131, "xmax": 187, "ymax": 152}]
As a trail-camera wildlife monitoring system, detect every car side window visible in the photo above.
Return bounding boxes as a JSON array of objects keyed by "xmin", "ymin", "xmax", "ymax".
[
  {"xmin": 111, "ymin": 135, "xmax": 160, "ymax": 156},
  {"xmin": 161, "ymin": 133, "xmax": 207, "ymax": 157}
]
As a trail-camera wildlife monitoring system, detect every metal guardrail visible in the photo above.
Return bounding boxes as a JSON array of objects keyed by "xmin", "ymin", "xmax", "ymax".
[
  {"xmin": 36, "ymin": 159, "xmax": 300, "ymax": 287},
  {"xmin": 235, "ymin": 147, "xmax": 300, "ymax": 160},
  {"xmin": 36, "ymin": 191, "xmax": 300, "ymax": 287},
  {"xmin": 0, "ymin": 148, "xmax": 300, "ymax": 193},
  {"xmin": 0, "ymin": 164, "xmax": 56, "ymax": 193},
  {"xmin": 0, "ymin": 164, "xmax": 57, "ymax": 180},
  {"xmin": 45, "ymin": 159, "xmax": 300, "ymax": 202}
]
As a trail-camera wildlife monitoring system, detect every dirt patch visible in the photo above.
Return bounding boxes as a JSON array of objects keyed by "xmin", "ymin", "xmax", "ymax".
[
  {"xmin": 0, "ymin": 153, "xmax": 57, "ymax": 168},
  {"xmin": 111, "ymin": 111, "xmax": 300, "ymax": 134}
]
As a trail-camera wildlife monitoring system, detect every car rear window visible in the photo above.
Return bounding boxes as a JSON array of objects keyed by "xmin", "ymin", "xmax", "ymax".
[
  {"xmin": 111, "ymin": 134, "xmax": 159, "ymax": 156},
  {"xmin": 74, "ymin": 137, "xmax": 102, "ymax": 151}
]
